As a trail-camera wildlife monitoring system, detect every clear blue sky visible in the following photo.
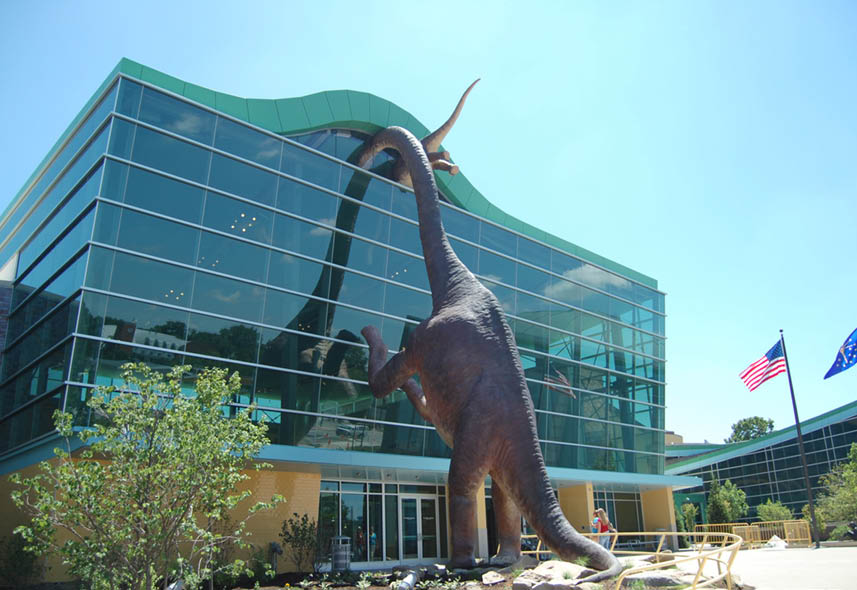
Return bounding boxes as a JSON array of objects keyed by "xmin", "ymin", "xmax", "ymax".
[{"xmin": 2, "ymin": 1, "xmax": 855, "ymax": 444}]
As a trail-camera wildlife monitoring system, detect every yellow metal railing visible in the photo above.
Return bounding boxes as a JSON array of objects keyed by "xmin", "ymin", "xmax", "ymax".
[
  {"xmin": 519, "ymin": 531, "xmax": 743, "ymax": 590},
  {"xmin": 694, "ymin": 520, "xmax": 811, "ymax": 548}
]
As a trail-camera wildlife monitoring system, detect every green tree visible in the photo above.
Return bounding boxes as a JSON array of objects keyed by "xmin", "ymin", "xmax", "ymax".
[
  {"xmin": 707, "ymin": 479, "xmax": 749, "ymax": 524},
  {"xmin": 814, "ymin": 443, "xmax": 857, "ymax": 525},
  {"xmin": 11, "ymin": 363, "xmax": 283, "ymax": 590},
  {"xmin": 681, "ymin": 502, "xmax": 700, "ymax": 530},
  {"xmin": 756, "ymin": 499, "xmax": 793, "ymax": 522},
  {"xmin": 724, "ymin": 416, "xmax": 775, "ymax": 443}
]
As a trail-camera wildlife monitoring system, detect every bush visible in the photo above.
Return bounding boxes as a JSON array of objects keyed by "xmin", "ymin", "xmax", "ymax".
[
  {"xmin": 756, "ymin": 499, "xmax": 793, "ymax": 522},
  {"xmin": 707, "ymin": 479, "xmax": 748, "ymax": 524},
  {"xmin": 280, "ymin": 512, "xmax": 320, "ymax": 572},
  {"xmin": 0, "ymin": 534, "xmax": 43, "ymax": 586}
]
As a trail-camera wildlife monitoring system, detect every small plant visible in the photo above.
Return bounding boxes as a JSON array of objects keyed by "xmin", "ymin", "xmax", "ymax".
[
  {"xmin": 572, "ymin": 555, "xmax": 590, "ymax": 567},
  {"xmin": 297, "ymin": 576, "xmax": 314, "ymax": 590},
  {"xmin": 629, "ymin": 580, "xmax": 646, "ymax": 590},
  {"xmin": 562, "ymin": 570, "xmax": 574, "ymax": 579},
  {"xmin": 319, "ymin": 573, "xmax": 332, "ymax": 590},
  {"xmin": 357, "ymin": 571, "xmax": 373, "ymax": 590}
]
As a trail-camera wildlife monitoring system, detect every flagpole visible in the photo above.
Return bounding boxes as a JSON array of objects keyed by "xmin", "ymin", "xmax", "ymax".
[{"xmin": 779, "ymin": 329, "xmax": 821, "ymax": 548}]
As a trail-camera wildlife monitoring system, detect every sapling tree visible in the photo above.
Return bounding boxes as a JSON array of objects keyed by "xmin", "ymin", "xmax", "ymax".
[{"xmin": 11, "ymin": 363, "xmax": 283, "ymax": 590}]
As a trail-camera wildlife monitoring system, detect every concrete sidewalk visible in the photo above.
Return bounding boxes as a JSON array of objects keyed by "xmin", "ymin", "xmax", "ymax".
[{"xmin": 724, "ymin": 546, "xmax": 856, "ymax": 590}]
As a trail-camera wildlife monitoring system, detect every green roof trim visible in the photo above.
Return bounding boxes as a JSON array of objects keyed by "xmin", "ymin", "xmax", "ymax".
[
  {"xmin": 666, "ymin": 397, "xmax": 857, "ymax": 474},
  {"xmin": 4, "ymin": 58, "xmax": 657, "ymax": 289}
]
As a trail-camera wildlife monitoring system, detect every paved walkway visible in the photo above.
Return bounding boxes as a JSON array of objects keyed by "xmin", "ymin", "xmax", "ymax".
[{"xmin": 705, "ymin": 546, "xmax": 857, "ymax": 590}]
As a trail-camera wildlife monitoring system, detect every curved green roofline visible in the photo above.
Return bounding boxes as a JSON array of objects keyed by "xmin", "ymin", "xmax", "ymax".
[{"xmin": 7, "ymin": 58, "xmax": 657, "ymax": 289}]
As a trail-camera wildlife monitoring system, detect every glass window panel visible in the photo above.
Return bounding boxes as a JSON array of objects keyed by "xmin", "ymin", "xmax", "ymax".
[
  {"xmin": 388, "ymin": 217, "xmax": 419, "ymax": 254},
  {"xmin": 480, "ymin": 222, "xmax": 516, "ymax": 257},
  {"xmin": 186, "ymin": 314, "xmax": 259, "ymax": 363},
  {"xmin": 0, "ymin": 343, "xmax": 69, "ymax": 417},
  {"xmin": 277, "ymin": 177, "xmax": 339, "ymax": 223},
  {"xmin": 124, "ymin": 165, "xmax": 204, "ymax": 223},
  {"xmin": 518, "ymin": 238, "xmax": 550, "ymax": 268},
  {"xmin": 383, "ymin": 283, "xmax": 431, "ymax": 323},
  {"xmin": 95, "ymin": 342, "xmax": 182, "ymax": 387},
  {"xmin": 131, "ymin": 126, "xmax": 211, "ymax": 184},
  {"xmin": 272, "ymin": 213, "xmax": 332, "ymax": 260},
  {"xmin": 107, "ymin": 251, "xmax": 193, "ymax": 307},
  {"xmin": 449, "ymin": 238, "xmax": 477, "ymax": 272},
  {"xmin": 267, "ymin": 253, "xmax": 330, "ymax": 297},
  {"xmin": 385, "ymin": 494, "xmax": 399, "ymax": 560},
  {"xmin": 335, "ymin": 234, "xmax": 387, "ymax": 278},
  {"xmin": 478, "ymin": 250, "xmax": 515, "ymax": 287},
  {"xmin": 8, "ymin": 254, "xmax": 87, "ymax": 343},
  {"xmin": 203, "ymin": 192, "xmax": 273, "ymax": 245},
  {"xmin": 516, "ymin": 290, "xmax": 550, "ymax": 323},
  {"xmin": 440, "ymin": 205, "xmax": 479, "ymax": 243},
  {"xmin": 13, "ymin": 208, "xmax": 95, "ymax": 309},
  {"xmin": 92, "ymin": 201, "xmax": 122, "ymax": 245},
  {"xmin": 479, "ymin": 280, "xmax": 516, "ymax": 314},
  {"xmin": 138, "ymin": 87, "xmax": 215, "ymax": 144},
  {"xmin": 108, "ymin": 118, "xmax": 136, "ymax": 160},
  {"xmin": 197, "ymin": 231, "xmax": 268, "ymax": 283},
  {"xmin": 387, "ymin": 250, "xmax": 428, "ymax": 291},
  {"xmin": 281, "ymin": 143, "xmax": 341, "ymax": 191},
  {"xmin": 19, "ymin": 164, "xmax": 102, "ymax": 273},
  {"xmin": 84, "ymin": 246, "xmax": 115, "ymax": 292},
  {"xmin": 327, "ymin": 306, "xmax": 383, "ymax": 345},
  {"xmin": 214, "ymin": 117, "xmax": 281, "ymax": 169},
  {"xmin": 336, "ymin": 271, "xmax": 384, "ymax": 311},
  {"xmin": 77, "ymin": 291, "xmax": 108, "ymax": 338},
  {"xmin": 101, "ymin": 159, "xmax": 129, "ymax": 202},
  {"xmin": 517, "ymin": 264, "xmax": 550, "ymax": 299},
  {"xmin": 209, "ymin": 154, "xmax": 277, "ymax": 207},
  {"xmin": 191, "ymin": 272, "xmax": 264, "ymax": 323},
  {"xmin": 103, "ymin": 296, "xmax": 188, "ymax": 351},
  {"xmin": 2, "ymin": 302, "xmax": 75, "ymax": 382},
  {"xmin": 345, "ymin": 174, "xmax": 392, "ymax": 212},
  {"xmin": 353, "ymin": 203, "xmax": 391, "ymax": 244},
  {"xmin": 546, "ymin": 275, "xmax": 583, "ymax": 308},
  {"xmin": 117, "ymin": 208, "xmax": 200, "ymax": 265},
  {"xmin": 391, "ymin": 189, "xmax": 418, "ymax": 221},
  {"xmin": 116, "ymin": 78, "xmax": 142, "ymax": 117},
  {"xmin": 262, "ymin": 291, "xmax": 327, "ymax": 337}
]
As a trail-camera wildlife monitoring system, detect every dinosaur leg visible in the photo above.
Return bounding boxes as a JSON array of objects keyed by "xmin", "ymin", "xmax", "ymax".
[
  {"xmin": 361, "ymin": 326, "xmax": 416, "ymax": 399},
  {"xmin": 488, "ymin": 477, "xmax": 522, "ymax": 566},
  {"xmin": 447, "ymin": 422, "xmax": 491, "ymax": 569}
]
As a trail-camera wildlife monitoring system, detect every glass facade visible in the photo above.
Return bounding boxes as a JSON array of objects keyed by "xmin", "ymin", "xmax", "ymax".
[
  {"xmin": 0, "ymin": 75, "xmax": 666, "ymax": 478},
  {"xmin": 669, "ymin": 410, "xmax": 857, "ymax": 519}
]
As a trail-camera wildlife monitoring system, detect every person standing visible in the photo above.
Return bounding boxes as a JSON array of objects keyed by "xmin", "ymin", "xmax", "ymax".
[{"xmin": 593, "ymin": 508, "xmax": 615, "ymax": 549}]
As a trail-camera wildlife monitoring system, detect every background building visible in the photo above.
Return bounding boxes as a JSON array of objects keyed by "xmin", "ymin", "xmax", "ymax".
[
  {"xmin": 667, "ymin": 399, "xmax": 857, "ymax": 521},
  {"xmin": 0, "ymin": 59, "xmax": 698, "ymax": 576}
]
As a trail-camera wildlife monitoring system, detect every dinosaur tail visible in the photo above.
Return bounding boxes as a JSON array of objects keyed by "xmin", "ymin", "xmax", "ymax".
[
  {"xmin": 422, "ymin": 79, "xmax": 480, "ymax": 153},
  {"xmin": 357, "ymin": 126, "xmax": 464, "ymax": 311},
  {"xmin": 495, "ymin": 438, "xmax": 622, "ymax": 583}
]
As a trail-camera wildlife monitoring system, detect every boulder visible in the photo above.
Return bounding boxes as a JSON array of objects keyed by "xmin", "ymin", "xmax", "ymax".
[{"xmin": 482, "ymin": 571, "xmax": 505, "ymax": 586}]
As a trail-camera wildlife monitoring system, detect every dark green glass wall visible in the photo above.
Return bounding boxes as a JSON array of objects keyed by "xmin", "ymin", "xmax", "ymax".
[
  {"xmin": 677, "ymin": 416, "xmax": 857, "ymax": 519},
  {"xmin": 1, "ymin": 76, "xmax": 666, "ymax": 473}
]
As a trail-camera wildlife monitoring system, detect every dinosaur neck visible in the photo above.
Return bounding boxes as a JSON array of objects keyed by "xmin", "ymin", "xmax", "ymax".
[{"xmin": 359, "ymin": 127, "xmax": 463, "ymax": 309}]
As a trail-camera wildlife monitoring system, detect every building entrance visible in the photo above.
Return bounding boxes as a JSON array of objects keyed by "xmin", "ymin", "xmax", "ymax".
[{"xmin": 400, "ymin": 496, "xmax": 439, "ymax": 561}]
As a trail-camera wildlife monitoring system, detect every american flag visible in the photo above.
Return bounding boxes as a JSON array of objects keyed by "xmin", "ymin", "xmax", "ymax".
[{"xmin": 740, "ymin": 341, "xmax": 787, "ymax": 391}]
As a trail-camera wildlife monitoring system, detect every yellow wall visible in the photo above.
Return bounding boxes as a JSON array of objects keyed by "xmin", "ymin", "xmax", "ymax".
[
  {"xmin": 236, "ymin": 466, "xmax": 322, "ymax": 572},
  {"xmin": 641, "ymin": 487, "xmax": 677, "ymax": 548},
  {"xmin": 475, "ymin": 483, "xmax": 488, "ymax": 558},
  {"xmin": 558, "ymin": 482, "xmax": 594, "ymax": 533},
  {"xmin": 1, "ymin": 461, "xmax": 322, "ymax": 582}
]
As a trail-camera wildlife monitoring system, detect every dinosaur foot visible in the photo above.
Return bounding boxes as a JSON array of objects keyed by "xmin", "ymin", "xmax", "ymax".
[
  {"xmin": 447, "ymin": 556, "xmax": 479, "ymax": 570},
  {"xmin": 488, "ymin": 550, "xmax": 521, "ymax": 567}
]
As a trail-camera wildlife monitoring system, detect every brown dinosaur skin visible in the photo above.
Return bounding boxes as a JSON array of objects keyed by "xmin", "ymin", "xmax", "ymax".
[{"xmin": 357, "ymin": 126, "xmax": 621, "ymax": 583}]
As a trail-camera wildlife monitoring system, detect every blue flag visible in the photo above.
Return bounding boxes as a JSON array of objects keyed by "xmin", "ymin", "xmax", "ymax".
[{"xmin": 824, "ymin": 328, "xmax": 857, "ymax": 379}]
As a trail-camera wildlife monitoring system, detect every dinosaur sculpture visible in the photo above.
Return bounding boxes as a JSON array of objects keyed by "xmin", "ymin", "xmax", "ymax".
[{"xmin": 357, "ymin": 88, "xmax": 622, "ymax": 583}]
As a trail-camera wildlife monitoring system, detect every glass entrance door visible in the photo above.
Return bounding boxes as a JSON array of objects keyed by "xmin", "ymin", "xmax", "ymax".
[{"xmin": 400, "ymin": 496, "xmax": 439, "ymax": 561}]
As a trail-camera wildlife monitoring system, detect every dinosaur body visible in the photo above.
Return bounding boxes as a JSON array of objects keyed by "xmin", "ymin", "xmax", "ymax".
[{"xmin": 358, "ymin": 92, "xmax": 621, "ymax": 583}]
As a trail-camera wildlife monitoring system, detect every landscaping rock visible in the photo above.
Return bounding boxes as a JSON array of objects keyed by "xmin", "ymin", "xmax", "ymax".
[
  {"xmin": 621, "ymin": 571, "xmax": 686, "ymax": 587},
  {"xmin": 512, "ymin": 560, "xmax": 592, "ymax": 590},
  {"xmin": 482, "ymin": 571, "xmax": 505, "ymax": 585}
]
